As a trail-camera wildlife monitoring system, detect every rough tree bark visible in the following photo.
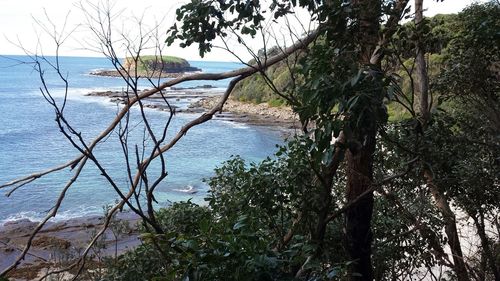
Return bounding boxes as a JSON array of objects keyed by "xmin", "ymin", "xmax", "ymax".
[
  {"xmin": 345, "ymin": 0, "xmax": 381, "ymax": 280},
  {"xmin": 345, "ymin": 139, "xmax": 376, "ymax": 281}
]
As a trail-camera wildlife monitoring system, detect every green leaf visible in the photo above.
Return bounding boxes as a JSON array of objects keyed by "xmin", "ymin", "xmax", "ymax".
[
  {"xmin": 350, "ymin": 70, "xmax": 363, "ymax": 86},
  {"xmin": 327, "ymin": 268, "xmax": 338, "ymax": 278},
  {"xmin": 233, "ymin": 215, "xmax": 248, "ymax": 230}
]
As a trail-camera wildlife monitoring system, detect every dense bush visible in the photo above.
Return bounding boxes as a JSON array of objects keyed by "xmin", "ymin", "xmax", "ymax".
[
  {"xmin": 103, "ymin": 126, "xmax": 494, "ymax": 280},
  {"xmin": 101, "ymin": 3, "xmax": 499, "ymax": 281},
  {"xmin": 232, "ymin": 58, "xmax": 294, "ymax": 105}
]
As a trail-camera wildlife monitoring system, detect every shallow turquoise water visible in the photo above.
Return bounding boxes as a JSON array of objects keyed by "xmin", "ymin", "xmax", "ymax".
[{"xmin": 0, "ymin": 55, "xmax": 283, "ymax": 223}]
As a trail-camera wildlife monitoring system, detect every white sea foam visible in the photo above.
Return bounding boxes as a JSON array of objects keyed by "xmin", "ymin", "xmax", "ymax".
[
  {"xmin": 0, "ymin": 206, "xmax": 102, "ymax": 226},
  {"xmin": 217, "ymin": 120, "xmax": 250, "ymax": 129},
  {"xmin": 46, "ymin": 87, "xmax": 122, "ymax": 108},
  {"xmin": 0, "ymin": 211, "xmax": 44, "ymax": 226},
  {"xmin": 181, "ymin": 87, "xmax": 226, "ymax": 94},
  {"xmin": 87, "ymin": 68, "xmax": 107, "ymax": 73},
  {"xmin": 172, "ymin": 185, "xmax": 198, "ymax": 194}
]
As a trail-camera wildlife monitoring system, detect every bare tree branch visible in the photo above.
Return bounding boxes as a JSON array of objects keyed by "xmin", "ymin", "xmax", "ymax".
[{"xmin": 1, "ymin": 29, "xmax": 319, "ymax": 194}]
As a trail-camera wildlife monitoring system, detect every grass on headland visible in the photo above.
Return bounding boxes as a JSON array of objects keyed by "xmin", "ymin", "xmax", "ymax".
[
  {"xmin": 124, "ymin": 55, "xmax": 189, "ymax": 72},
  {"xmin": 137, "ymin": 55, "xmax": 187, "ymax": 64}
]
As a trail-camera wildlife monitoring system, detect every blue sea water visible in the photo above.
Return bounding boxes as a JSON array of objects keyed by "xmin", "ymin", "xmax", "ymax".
[{"xmin": 0, "ymin": 55, "xmax": 282, "ymax": 224}]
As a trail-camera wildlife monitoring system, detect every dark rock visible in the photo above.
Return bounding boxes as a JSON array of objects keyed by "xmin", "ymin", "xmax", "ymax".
[{"xmin": 170, "ymin": 85, "xmax": 216, "ymax": 90}]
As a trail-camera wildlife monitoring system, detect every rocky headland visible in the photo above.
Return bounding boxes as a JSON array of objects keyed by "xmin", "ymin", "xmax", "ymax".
[
  {"xmin": 90, "ymin": 55, "xmax": 201, "ymax": 78},
  {"xmin": 190, "ymin": 96, "xmax": 299, "ymax": 128},
  {"xmin": 88, "ymin": 55, "xmax": 299, "ymax": 128},
  {"xmin": 85, "ymin": 89, "xmax": 300, "ymax": 129}
]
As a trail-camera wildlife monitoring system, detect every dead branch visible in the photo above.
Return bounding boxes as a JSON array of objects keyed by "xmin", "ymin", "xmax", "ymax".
[
  {"xmin": 1, "ymin": 29, "xmax": 319, "ymax": 194},
  {"xmin": 35, "ymin": 198, "xmax": 123, "ymax": 281},
  {"xmin": 1, "ymin": 29, "xmax": 318, "ymax": 279},
  {"xmin": 1, "ymin": 157, "xmax": 88, "ymax": 276}
]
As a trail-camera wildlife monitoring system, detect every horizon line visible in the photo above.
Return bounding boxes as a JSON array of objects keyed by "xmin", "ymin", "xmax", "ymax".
[{"xmin": 0, "ymin": 53, "xmax": 243, "ymax": 64}]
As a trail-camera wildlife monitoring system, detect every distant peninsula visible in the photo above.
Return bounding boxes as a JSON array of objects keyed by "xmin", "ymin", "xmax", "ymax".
[{"xmin": 91, "ymin": 55, "xmax": 201, "ymax": 78}]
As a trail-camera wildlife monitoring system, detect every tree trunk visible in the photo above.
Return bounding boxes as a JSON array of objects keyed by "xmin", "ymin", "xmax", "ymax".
[
  {"xmin": 345, "ymin": 0, "xmax": 381, "ymax": 279},
  {"xmin": 414, "ymin": 0, "xmax": 429, "ymax": 121},
  {"xmin": 472, "ymin": 211, "xmax": 500, "ymax": 281},
  {"xmin": 346, "ymin": 139, "xmax": 376, "ymax": 280},
  {"xmin": 414, "ymin": 1, "xmax": 470, "ymax": 279},
  {"xmin": 426, "ymin": 172, "xmax": 470, "ymax": 281}
]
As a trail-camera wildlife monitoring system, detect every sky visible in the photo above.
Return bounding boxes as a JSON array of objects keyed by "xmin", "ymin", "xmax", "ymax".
[{"xmin": 0, "ymin": 0, "xmax": 486, "ymax": 62}]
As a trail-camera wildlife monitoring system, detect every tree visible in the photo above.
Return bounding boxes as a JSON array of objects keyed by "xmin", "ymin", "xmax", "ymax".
[
  {"xmin": 167, "ymin": 0, "xmax": 411, "ymax": 279},
  {"xmin": 2, "ymin": 0, "xmax": 499, "ymax": 280},
  {"xmin": 434, "ymin": 2, "xmax": 500, "ymax": 279},
  {"xmin": 0, "ymin": 1, "xmax": 319, "ymax": 279},
  {"xmin": 2, "ymin": 0, "xmax": 412, "ymax": 279},
  {"xmin": 162, "ymin": 1, "xmax": 499, "ymax": 279},
  {"xmin": 413, "ymin": 0, "xmax": 470, "ymax": 280}
]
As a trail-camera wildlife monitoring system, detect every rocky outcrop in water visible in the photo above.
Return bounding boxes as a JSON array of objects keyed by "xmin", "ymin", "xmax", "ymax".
[{"xmin": 91, "ymin": 55, "xmax": 201, "ymax": 78}]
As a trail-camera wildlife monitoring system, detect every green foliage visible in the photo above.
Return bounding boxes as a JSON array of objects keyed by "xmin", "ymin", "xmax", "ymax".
[
  {"xmin": 102, "ymin": 244, "xmax": 168, "ymax": 281},
  {"xmin": 104, "ymin": 140, "xmax": 351, "ymax": 280},
  {"xmin": 208, "ymin": 141, "xmax": 313, "ymax": 226},
  {"xmin": 166, "ymin": 0, "xmax": 267, "ymax": 56},
  {"xmin": 139, "ymin": 55, "xmax": 187, "ymax": 64},
  {"xmin": 125, "ymin": 55, "xmax": 191, "ymax": 72},
  {"xmin": 392, "ymin": 13, "xmax": 459, "ymax": 59},
  {"xmin": 231, "ymin": 58, "xmax": 297, "ymax": 104},
  {"xmin": 371, "ymin": 194, "xmax": 443, "ymax": 279},
  {"xmin": 105, "ymin": 201, "xmax": 284, "ymax": 280},
  {"xmin": 425, "ymin": 115, "xmax": 499, "ymax": 212},
  {"xmin": 155, "ymin": 200, "xmax": 211, "ymax": 235},
  {"xmin": 430, "ymin": 3, "xmax": 500, "ymax": 221},
  {"xmin": 233, "ymin": 72, "xmax": 276, "ymax": 103},
  {"xmin": 375, "ymin": 109, "xmax": 499, "ymax": 278},
  {"xmin": 231, "ymin": 11, "xmax": 468, "ymax": 123},
  {"xmin": 267, "ymin": 98, "xmax": 286, "ymax": 107},
  {"xmin": 435, "ymin": 2, "xmax": 499, "ymax": 111},
  {"xmin": 386, "ymin": 102, "xmax": 411, "ymax": 122},
  {"xmin": 166, "ymin": 0, "xmax": 327, "ymax": 57},
  {"xmin": 105, "ymin": 2, "xmax": 500, "ymax": 281},
  {"xmin": 104, "ymin": 125, "xmax": 496, "ymax": 279}
]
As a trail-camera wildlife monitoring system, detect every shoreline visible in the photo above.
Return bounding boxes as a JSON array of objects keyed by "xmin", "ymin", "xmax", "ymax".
[
  {"xmin": 1, "ymin": 87, "xmax": 299, "ymax": 280},
  {"xmin": 0, "ymin": 85, "xmax": 299, "ymax": 280},
  {"xmin": 90, "ymin": 68, "xmax": 202, "ymax": 79},
  {"xmin": 0, "ymin": 213, "xmax": 141, "ymax": 280},
  {"xmin": 85, "ymin": 89, "xmax": 301, "ymax": 130},
  {"xmin": 190, "ymin": 96, "xmax": 299, "ymax": 128}
]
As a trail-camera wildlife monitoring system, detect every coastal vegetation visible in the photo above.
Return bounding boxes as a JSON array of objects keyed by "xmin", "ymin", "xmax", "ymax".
[
  {"xmin": 91, "ymin": 55, "xmax": 201, "ymax": 78},
  {"xmin": 121, "ymin": 1, "xmax": 500, "ymax": 280},
  {"xmin": 231, "ymin": 12, "xmax": 461, "ymax": 116},
  {"xmin": 232, "ymin": 60, "xmax": 290, "ymax": 106},
  {"xmin": 123, "ymin": 55, "xmax": 200, "ymax": 73},
  {"xmin": 1, "ymin": 0, "xmax": 499, "ymax": 281}
]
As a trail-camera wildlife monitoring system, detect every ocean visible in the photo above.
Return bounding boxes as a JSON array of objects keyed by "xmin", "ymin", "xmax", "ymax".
[{"xmin": 0, "ymin": 55, "xmax": 283, "ymax": 224}]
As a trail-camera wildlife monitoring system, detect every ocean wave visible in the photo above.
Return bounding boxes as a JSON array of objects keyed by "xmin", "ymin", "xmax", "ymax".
[
  {"xmin": 217, "ymin": 120, "xmax": 250, "ymax": 130},
  {"xmin": 45, "ymin": 88, "xmax": 122, "ymax": 108},
  {"xmin": 172, "ymin": 185, "xmax": 198, "ymax": 194},
  {"xmin": 0, "ymin": 206, "xmax": 102, "ymax": 226}
]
